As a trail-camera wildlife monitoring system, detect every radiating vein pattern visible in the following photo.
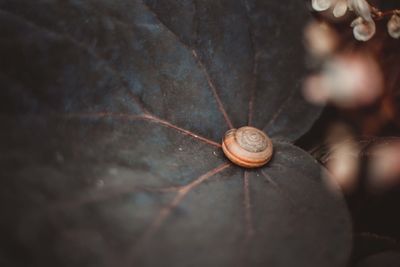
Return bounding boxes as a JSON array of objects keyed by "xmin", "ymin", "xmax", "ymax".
[
  {"xmin": 142, "ymin": 1, "xmax": 234, "ymax": 130},
  {"xmin": 0, "ymin": 5, "xmax": 227, "ymax": 143},
  {"xmin": 134, "ymin": 163, "xmax": 231, "ymax": 248},
  {"xmin": 0, "ymin": 8, "xmax": 146, "ymax": 115},
  {"xmin": 65, "ymin": 112, "xmax": 221, "ymax": 148},
  {"xmin": 0, "ymin": 1, "xmax": 350, "ymax": 266}
]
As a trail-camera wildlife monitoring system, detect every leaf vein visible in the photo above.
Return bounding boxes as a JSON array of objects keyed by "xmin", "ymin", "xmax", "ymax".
[
  {"xmin": 242, "ymin": 0, "xmax": 259, "ymax": 126},
  {"xmin": 141, "ymin": 1, "xmax": 234, "ymax": 129},
  {"xmin": 263, "ymin": 87, "xmax": 297, "ymax": 130},
  {"xmin": 132, "ymin": 163, "xmax": 231, "ymax": 256},
  {"xmin": 65, "ymin": 112, "xmax": 221, "ymax": 148}
]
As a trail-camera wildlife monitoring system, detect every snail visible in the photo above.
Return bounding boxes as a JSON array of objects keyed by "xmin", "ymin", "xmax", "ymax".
[{"xmin": 222, "ymin": 126, "xmax": 273, "ymax": 168}]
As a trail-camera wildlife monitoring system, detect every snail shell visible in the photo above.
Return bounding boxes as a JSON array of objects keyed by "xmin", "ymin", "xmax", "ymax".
[{"xmin": 222, "ymin": 126, "xmax": 273, "ymax": 168}]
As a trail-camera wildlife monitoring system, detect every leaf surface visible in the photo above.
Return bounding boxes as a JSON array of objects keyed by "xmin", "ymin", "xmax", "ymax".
[{"xmin": 0, "ymin": 1, "xmax": 350, "ymax": 267}]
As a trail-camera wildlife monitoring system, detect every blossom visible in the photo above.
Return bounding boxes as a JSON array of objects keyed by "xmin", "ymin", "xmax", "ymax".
[
  {"xmin": 311, "ymin": 0, "xmax": 349, "ymax": 18},
  {"xmin": 311, "ymin": 0, "xmax": 332, "ymax": 12},
  {"xmin": 348, "ymin": 0, "xmax": 372, "ymax": 21},
  {"xmin": 351, "ymin": 17, "xmax": 376, "ymax": 41},
  {"xmin": 311, "ymin": 0, "xmax": 381, "ymax": 41},
  {"xmin": 388, "ymin": 14, "xmax": 400, "ymax": 39},
  {"xmin": 348, "ymin": 0, "xmax": 375, "ymax": 41},
  {"xmin": 333, "ymin": 0, "xmax": 348, "ymax": 17},
  {"xmin": 303, "ymin": 53, "xmax": 383, "ymax": 108}
]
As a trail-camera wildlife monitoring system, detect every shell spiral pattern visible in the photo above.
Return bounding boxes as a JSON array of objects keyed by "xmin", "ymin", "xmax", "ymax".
[
  {"xmin": 236, "ymin": 127, "xmax": 268, "ymax": 153},
  {"xmin": 221, "ymin": 126, "xmax": 273, "ymax": 168}
]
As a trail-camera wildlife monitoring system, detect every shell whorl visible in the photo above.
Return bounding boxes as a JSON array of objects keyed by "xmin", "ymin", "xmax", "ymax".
[
  {"xmin": 235, "ymin": 127, "xmax": 268, "ymax": 152},
  {"xmin": 221, "ymin": 126, "xmax": 273, "ymax": 168}
]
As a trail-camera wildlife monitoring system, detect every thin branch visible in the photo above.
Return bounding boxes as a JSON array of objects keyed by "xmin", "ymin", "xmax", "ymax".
[{"xmin": 371, "ymin": 6, "xmax": 400, "ymax": 21}]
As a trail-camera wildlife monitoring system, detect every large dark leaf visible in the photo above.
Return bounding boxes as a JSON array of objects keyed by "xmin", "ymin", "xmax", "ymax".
[{"xmin": 0, "ymin": 1, "xmax": 351, "ymax": 267}]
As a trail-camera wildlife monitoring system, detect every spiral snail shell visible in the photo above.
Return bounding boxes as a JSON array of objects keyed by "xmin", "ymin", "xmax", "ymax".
[{"xmin": 222, "ymin": 126, "xmax": 273, "ymax": 168}]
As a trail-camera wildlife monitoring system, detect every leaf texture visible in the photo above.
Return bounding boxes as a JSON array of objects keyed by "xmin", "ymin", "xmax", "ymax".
[{"xmin": 0, "ymin": 1, "xmax": 350, "ymax": 267}]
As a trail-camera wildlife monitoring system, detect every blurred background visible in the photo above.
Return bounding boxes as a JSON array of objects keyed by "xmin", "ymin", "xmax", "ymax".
[{"xmin": 299, "ymin": 0, "xmax": 400, "ymax": 266}]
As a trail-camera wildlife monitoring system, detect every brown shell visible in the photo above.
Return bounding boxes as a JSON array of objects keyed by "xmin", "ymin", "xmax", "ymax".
[{"xmin": 222, "ymin": 126, "xmax": 273, "ymax": 168}]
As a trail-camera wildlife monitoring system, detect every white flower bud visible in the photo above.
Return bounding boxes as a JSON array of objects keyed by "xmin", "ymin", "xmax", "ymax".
[
  {"xmin": 333, "ymin": 0, "xmax": 348, "ymax": 17},
  {"xmin": 388, "ymin": 14, "xmax": 400, "ymax": 39},
  {"xmin": 351, "ymin": 17, "xmax": 376, "ymax": 41},
  {"xmin": 312, "ymin": 0, "xmax": 332, "ymax": 11},
  {"xmin": 348, "ymin": 0, "xmax": 372, "ymax": 21}
]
